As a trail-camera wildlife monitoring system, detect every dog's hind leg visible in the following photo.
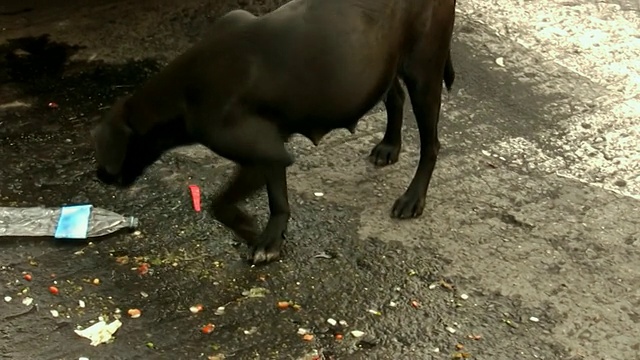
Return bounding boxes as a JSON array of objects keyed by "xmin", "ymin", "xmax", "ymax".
[
  {"xmin": 369, "ymin": 77, "xmax": 406, "ymax": 166},
  {"xmin": 390, "ymin": 4, "xmax": 455, "ymax": 219}
]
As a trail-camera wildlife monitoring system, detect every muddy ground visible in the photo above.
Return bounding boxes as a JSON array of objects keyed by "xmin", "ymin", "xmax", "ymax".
[{"xmin": 1, "ymin": 0, "xmax": 639, "ymax": 359}]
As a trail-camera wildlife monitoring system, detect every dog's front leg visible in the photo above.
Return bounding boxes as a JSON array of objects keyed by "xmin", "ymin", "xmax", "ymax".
[
  {"xmin": 211, "ymin": 165, "xmax": 264, "ymax": 244},
  {"xmin": 250, "ymin": 164, "xmax": 290, "ymax": 264}
]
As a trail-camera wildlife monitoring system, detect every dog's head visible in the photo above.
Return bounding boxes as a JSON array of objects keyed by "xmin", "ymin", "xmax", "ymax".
[{"xmin": 91, "ymin": 96, "xmax": 164, "ymax": 187}]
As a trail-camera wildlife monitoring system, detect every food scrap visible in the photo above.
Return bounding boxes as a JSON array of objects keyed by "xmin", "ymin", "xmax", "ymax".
[
  {"xmin": 350, "ymin": 330, "xmax": 365, "ymax": 338},
  {"xmin": 214, "ymin": 306, "xmax": 226, "ymax": 315},
  {"xmin": 201, "ymin": 323, "xmax": 215, "ymax": 334},
  {"xmin": 49, "ymin": 286, "xmax": 59, "ymax": 295},
  {"xmin": 277, "ymin": 301, "xmax": 290, "ymax": 310},
  {"xmin": 127, "ymin": 309, "xmax": 142, "ymax": 318},
  {"xmin": 367, "ymin": 309, "xmax": 382, "ymax": 316},
  {"xmin": 242, "ymin": 287, "xmax": 270, "ymax": 298},
  {"xmin": 467, "ymin": 334, "xmax": 482, "ymax": 340},
  {"xmin": 74, "ymin": 319, "xmax": 123, "ymax": 346},
  {"xmin": 137, "ymin": 263, "xmax": 150, "ymax": 275},
  {"xmin": 410, "ymin": 300, "xmax": 420, "ymax": 308},
  {"xmin": 455, "ymin": 344, "xmax": 464, "ymax": 350},
  {"xmin": 92, "ymin": 278, "xmax": 100, "ymax": 285},
  {"xmin": 23, "ymin": 273, "xmax": 32, "ymax": 281},
  {"xmin": 47, "ymin": 102, "xmax": 59, "ymax": 109},
  {"xmin": 302, "ymin": 334, "xmax": 314, "ymax": 341},
  {"xmin": 439, "ymin": 279, "xmax": 455, "ymax": 290},
  {"xmin": 50, "ymin": 310, "xmax": 60, "ymax": 318},
  {"xmin": 190, "ymin": 304, "xmax": 204, "ymax": 314},
  {"xmin": 335, "ymin": 334, "xmax": 343, "ymax": 341}
]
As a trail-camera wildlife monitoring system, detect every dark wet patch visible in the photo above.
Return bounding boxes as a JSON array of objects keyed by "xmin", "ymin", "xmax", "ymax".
[{"xmin": 0, "ymin": 28, "xmax": 570, "ymax": 360}]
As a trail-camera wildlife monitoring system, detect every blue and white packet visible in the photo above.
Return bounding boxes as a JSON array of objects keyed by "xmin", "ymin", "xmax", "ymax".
[{"xmin": 54, "ymin": 205, "xmax": 93, "ymax": 239}]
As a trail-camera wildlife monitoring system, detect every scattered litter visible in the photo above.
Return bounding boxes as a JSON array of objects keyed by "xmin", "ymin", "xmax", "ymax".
[
  {"xmin": 302, "ymin": 334, "xmax": 314, "ymax": 341},
  {"xmin": 292, "ymin": 303, "xmax": 302, "ymax": 311},
  {"xmin": 22, "ymin": 297, "xmax": 33, "ymax": 306},
  {"xmin": 190, "ymin": 304, "xmax": 204, "ymax": 314},
  {"xmin": 74, "ymin": 319, "xmax": 122, "ymax": 346},
  {"xmin": 313, "ymin": 192, "xmax": 324, "ymax": 197},
  {"xmin": 460, "ymin": 294, "xmax": 469, "ymax": 300},
  {"xmin": 433, "ymin": 348, "xmax": 440, "ymax": 353},
  {"xmin": 335, "ymin": 334, "xmax": 343, "ymax": 340},
  {"xmin": 495, "ymin": 57, "xmax": 505, "ymax": 67},
  {"xmin": 456, "ymin": 344, "xmax": 464, "ymax": 350},
  {"xmin": 452, "ymin": 352, "xmax": 471, "ymax": 359},
  {"xmin": 189, "ymin": 185, "xmax": 202, "ymax": 212},
  {"xmin": 146, "ymin": 342, "xmax": 155, "ymax": 349},
  {"xmin": 50, "ymin": 310, "xmax": 60, "ymax": 318},
  {"xmin": 48, "ymin": 102, "xmax": 59, "ymax": 109},
  {"xmin": 23, "ymin": 274, "xmax": 32, "ymax": 281},
  {"xmin": 49, "ymin": 286, "xmax": 59, "ymax": 295},
  {"xmin": 339, "ymin": 320, "xmax": 348, "ymax": 327},
  {"xmin": 313, "ymin": 252, "xmax": 332, "ymax": 259},
  {"xmin": 388, "ymin": 301, "xmax": 397, "ymax": 308},
  {"xmin": 467, "ymin": 334, "xmax": 482, "ymax": 340},
  {"xmin": 410, "ymin": 300, "xmax": 420, "ymax": 308},
  {"xmin": 79, "ymin": 357, "xmax": 89, "ymax": 360},
  {"xmin": 350, "ymin": 330, "xmax": 365, "ymax": 338},
  {"xmin": 214, "ymin": 306, "xmax": 226, "ymax": 316},
  {"xmin": 446, "ymin": 326, "xmax": 457, "ymax": 334},
  {"xmin": 78, "ymin": 300, "xmax": 86, "ymax": 308},
  {"xmin": 127, "ymin": 309, "xmax": 141, "ymax": 318},
  {"xmin": 140, "ymin": 292, "xmax": 149, "ymax": 298},
  {"xmin": 4, "ymin": 296, "xmax": 12, "ymax": 302},
  {"xmin": 367, "ymin": 309, "xmax": 381, "ymax": 316},
  {"xmin": 201, "ymin": 323, "xmax": 215, "ymax": 334},
  {"xmin": 243, "ymin": 326, "xmax": 258, "ymax": 335},
  {"xmin": 242, "ymin": 287, "xmax": 270, "ymax": 298},
  {"xmin": 439, "ymin": 280, "xmax": 455, "ymax": 291},
  {"xmin": 529, "ymin": 316, "xmax": 540, "ymax": 323},
  {"xmin": 277, "ymin": 301, "xmax": 290, "ymax": 310},
  {"xmin": 428, "ymin": 283, "xmax": 437, "ymax": 290},
  {"xmin": 92, "ymin": 278, "xmax": 100, "ymax": 285},
  {"xmin": 503, "ymin": 319, "xmax": 519, "ymax": 329},
  {"xmin": 327, "ymin": 318, "xmax": 337, "ymax": 326},
  {"xmin": 297, "ymin": 328, "xmax": 309, "ymax": 335}
]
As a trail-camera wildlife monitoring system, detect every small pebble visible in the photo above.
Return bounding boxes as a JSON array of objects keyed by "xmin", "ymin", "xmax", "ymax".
[
  {"xmin": 297, "ymin": 328, "xmax": 309, "ymax": 335},
  {"xmin": 460, "ymin": 294, "xmax": 469, "ymax": 300},
  {"xmin": 79, "ymin": 357, "xmax": 89, "ymax": 360},
  {"xmin": 4, "ymin": 296, "xmax": 12, "ymax": 302},
  {"xmin": 388, "ymin": 301, "xmax": 397, "ymax": 307},
  {"xmin": 215, "ymin": 306, "xmax": 226, "ymax": 315},
  {"xmin": 529, "ymin": 316, "xmax": 540, "ymax": 322},
  {"xmin": 339, "ymin": 320, "xmax": 348, "ymax": 327},
  {"xmin": 327, "ymin": 318, "xmax": 337, "ymax": 326},
  {"xmin": 313, "ymin": 192, "xmax": 324, "ymax": 197},
  {"xmin": 22, "ymin": 297, "xmax": 33, "ymax": 306},
  {"xmin": 350, "ymin": 330, "xmax": 365, "ymax": 338},
  {"xmin": 50, "ymin": 310, "xmax": 60, "ymax": 318},
  {"xmin": 78, "ymin": 300, "xmax": 86, "ymax": 308},
  {"xmin": 428, "ymin": 283, "xmax": 437, "ymax": 289},
  {"xmin": 446, "ymin": 326, "xmax": 457, "ymax": 334}
]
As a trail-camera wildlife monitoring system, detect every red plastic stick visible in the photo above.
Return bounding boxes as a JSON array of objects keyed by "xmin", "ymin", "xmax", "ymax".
[{"xmin": 189, "ymin": 185, "xmax": 201, "ymax": 212}]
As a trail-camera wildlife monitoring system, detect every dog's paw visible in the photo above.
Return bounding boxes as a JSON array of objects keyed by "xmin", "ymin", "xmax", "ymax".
[
  {"xmin": 391, "ymin": 192, "xmax": 425, "ymax": 219},
  {"xmin": 247, "ymin": 227, "xmax": 285, "ymax": 265},
  {"xmin": 369, "ymin": 142, "xmax": 401, "ymax": 166}
]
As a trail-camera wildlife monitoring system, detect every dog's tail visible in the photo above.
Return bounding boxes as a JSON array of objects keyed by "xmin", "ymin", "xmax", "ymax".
[{"xmin": 443, "ymin": 50, "xmax": 455, "ymax": 92}]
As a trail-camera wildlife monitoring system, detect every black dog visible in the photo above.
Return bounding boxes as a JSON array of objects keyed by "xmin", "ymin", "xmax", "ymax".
[{"xmin": 91, "ymin": 0, "xmax": 457, "ymax": 264}]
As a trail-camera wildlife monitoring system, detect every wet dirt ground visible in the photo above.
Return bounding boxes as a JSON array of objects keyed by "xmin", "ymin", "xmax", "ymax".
[{"xmin": 1, "ymin": 0, "xmax": 639, "ymax": 359}]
